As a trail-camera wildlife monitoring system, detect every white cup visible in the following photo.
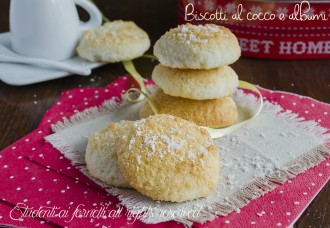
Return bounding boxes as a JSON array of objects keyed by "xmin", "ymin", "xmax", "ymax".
[{"xmin": 10, "ymin": 0, "xmax": 102, "ymax": 60}]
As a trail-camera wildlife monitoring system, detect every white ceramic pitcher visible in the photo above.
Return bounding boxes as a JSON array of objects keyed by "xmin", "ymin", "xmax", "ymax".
[{"xmin": 10, "ymin": 0, "xmax": 102, "ymax": 60}]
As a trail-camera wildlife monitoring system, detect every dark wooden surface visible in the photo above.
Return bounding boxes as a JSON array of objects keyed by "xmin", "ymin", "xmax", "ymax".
[{"xmin": 0, "ymin": 0, "xmax": 329, "ymax": 227}]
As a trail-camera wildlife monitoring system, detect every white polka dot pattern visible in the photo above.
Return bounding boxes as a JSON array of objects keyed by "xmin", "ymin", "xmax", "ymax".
[{"xmin": 0, "ymin": 77, "xmax": 328, "ymax": 227}]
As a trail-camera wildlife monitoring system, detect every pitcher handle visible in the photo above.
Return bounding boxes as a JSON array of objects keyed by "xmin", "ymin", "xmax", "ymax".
[{"xmin": 74, "ymin": 0, "xmax": 102, "ymax": 31}]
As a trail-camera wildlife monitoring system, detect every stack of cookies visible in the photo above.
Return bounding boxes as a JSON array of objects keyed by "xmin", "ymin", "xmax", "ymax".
[{"xmin": 140, "ymin": 23, "xmax": 241, "ymax": 128}]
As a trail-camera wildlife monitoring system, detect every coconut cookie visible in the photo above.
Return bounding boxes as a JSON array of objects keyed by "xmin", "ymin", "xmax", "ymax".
[
  {"xmin": 77, "ymin": 20, "xmax": 150, "ymax": 62},
  {"xmin": 139, "ymin": 89, "xmax": 237, "ymax": 128},
  {"xmin": 154, "ymin": 23, "xmax": 240, "ymax": 69},
  {"xmin": 116, "ymin": 114, "xmax": 220, "ymax": 202},
  {"xmin": 152, "ymin": 64, "xmax": 239, "ymax": 100},
  {"xmin": 85, "ymin": 120, "xmax": 133, "ymax": 188}
]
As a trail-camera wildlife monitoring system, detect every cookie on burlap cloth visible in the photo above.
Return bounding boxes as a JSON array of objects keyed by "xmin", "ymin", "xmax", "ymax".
[
  {"xmin": 116, "ymin": 114, "xmax": 220, "ymax": 202},
  {"xmin": 86, "ymin": 120, "xmax": 133, "ymax": 188}
]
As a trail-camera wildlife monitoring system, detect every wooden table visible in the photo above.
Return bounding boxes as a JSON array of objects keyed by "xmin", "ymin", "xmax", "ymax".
[{"xmin": 0, "ymin": 0, "xmax": 329, "ymax": 227}]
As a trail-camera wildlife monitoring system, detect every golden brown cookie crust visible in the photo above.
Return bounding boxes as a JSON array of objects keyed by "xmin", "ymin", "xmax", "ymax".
[
  {"xmin": 77, "ymin": 20, "xmax": 150, "ymax": 62},
  {"xmin": 85, "ymin": 120, "xmax": 133, "ymax": 187},
  {"xmin": 154, "ymin": 23, "xmax": 241, "ymax": 69},
  {"xmin": 116, "ymin": 114, "xmax": 220, "ymax": 202},
  {"xmin": 139, "ymin": 89, "xmax": 238, "ymax": 128},
  {"xmin": 152, "ymin": 64, "xmax": 239, "ymax": 100}
]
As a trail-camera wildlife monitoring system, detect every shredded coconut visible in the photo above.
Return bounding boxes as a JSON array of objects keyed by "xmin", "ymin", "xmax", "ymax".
[
  {"xmin": 187, "ymin": 151, "xmax": 195, "ymax": 160},
  {"xmin": 136, "ymin": 155, "xmax": 141, "ymax": 165},
  {"xmin": 129, "ymin": 137, "xmax": 135, "ymax": 150},
  {"xmin": 198, "ymin": 146, "xmax": 208, "ymax": 156},
  {"xmin": 175, "ymin": 24, "xmax": 224, "ymax": 44},
  {"xmin": 204, "ymin": 24, "xmax": 222, "ymax": 33},
  {"xmin": 144, "ymin": 135, "xmax": 158, "ymax": 156},
  {"xmin": 128, "ymin": 116, "xmax": 214, "ymax": 165},
  {"xmin": 180, "ymin": 26, "xmax": 189, "ymax": 33},
  {"xmin": 200, "ymin": 159, "xmax": 205, "ymax": 168}
]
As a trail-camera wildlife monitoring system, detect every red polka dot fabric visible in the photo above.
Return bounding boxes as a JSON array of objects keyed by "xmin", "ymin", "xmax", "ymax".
[{"xmin": 0, "ymin": 76, "xmax": 329, "ymax": 227}]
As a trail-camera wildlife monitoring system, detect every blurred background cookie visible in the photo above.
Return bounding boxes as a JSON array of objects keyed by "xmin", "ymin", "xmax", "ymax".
[
  {"xmin": 154, "ymin": 23, "xmax": 240, "ymax": 69},
  {"xmin": 152, "ymin": 64, "xmax": 239, "ymax": 100},
  {"xmin": 139, "ymin": 89, "xmax": 238, "ymax": 128},
  {"xmin": 85, "ymin": 120, "xmax": 133, "ymax": 188},
  {"xmin": 117, "ymin": 114, "xmax": 220, "ymax": 202},
  {"xmin": 77, "ymin": 20, "xmax": 150, "ymax": 62}
]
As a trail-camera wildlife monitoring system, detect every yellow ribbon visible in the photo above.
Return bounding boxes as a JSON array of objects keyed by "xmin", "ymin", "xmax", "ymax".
[
  {"xmin": 85, "ymin": 3, "xmax": 147, "ymax": 101},
  {"xmin": 202, "ymin": 80, "xmax": 263, "ymax": 138},
  {"xmin": 124, "ymin": 88, "xmax": 158, "ymax": 115},
  {"xmin": 83, "ymin": 2, "xmax": 262, "ymax": 139},
  {"xmin": 122, "ymin": 56, "xmax": 263, "ymax": 139},
  {"xmin": 142, "ymin": 54, "xmax": 159, "ymax": 60},
  {"xmin": 84, "ymin": 3, "xmax": 152, "ymax": 105},
  {"xmin": 122, "ymin": 60, "xmax": 147, "ymax": 101}
]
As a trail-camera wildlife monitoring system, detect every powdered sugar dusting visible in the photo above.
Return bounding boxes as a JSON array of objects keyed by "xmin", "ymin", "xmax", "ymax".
[
  {"xmin": 200, "ymin": 158, "xmax": 205, "ymax": 168},
  {"xmin": 204, "ymin": 24, "xmax": 222, "ymax": 32},
  {"xmin": 87, "ymin": 21, "xmax": 149, "ymax": 45},
  {"xmin": 175, "ymin": 24, "xmax": 224, "ymax": 44},
  {"xmin": 129, "ymin": 137, "xmax": 135, "ymax": 150},
  {"xmin": 198, "ymin": 146, "xmax": 208, "ymax": 156},
  {"xmin": 143, "ymin": 134, "xmax": 158, "ymax": 156},
  {"xmin": 188, "ymin": 151, "xmax": 195, "ymax": 160},
  {"xmin": 129, "ymin": 115, "xmax": 215, "ymax": 165}
]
